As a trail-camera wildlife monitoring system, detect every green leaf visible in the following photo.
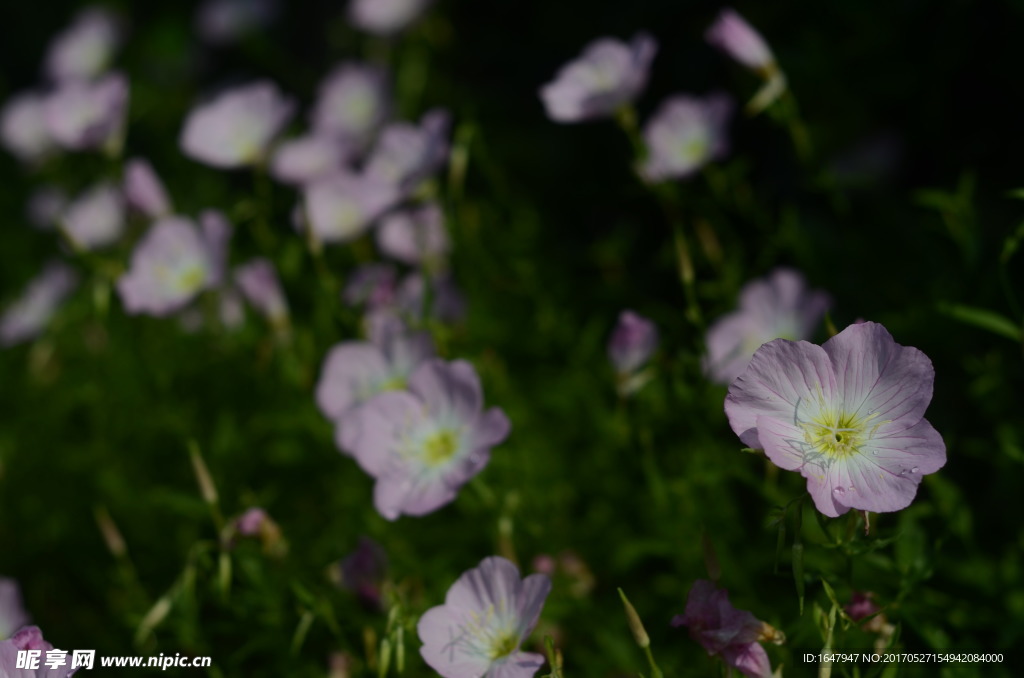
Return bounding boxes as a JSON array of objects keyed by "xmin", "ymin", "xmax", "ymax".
[{"xmin": 937, "ymin": 302, "xmax": 1021, "ymax": 341}]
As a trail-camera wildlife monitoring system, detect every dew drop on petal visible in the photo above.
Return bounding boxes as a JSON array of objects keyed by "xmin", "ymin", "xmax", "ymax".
[
  {"xmin": 911, "ymin": 467, "xmax": 919, "ymax": 473},
  {"xmin": 833, "ymin": 486, "xmax": 846, "ymax": 495}
]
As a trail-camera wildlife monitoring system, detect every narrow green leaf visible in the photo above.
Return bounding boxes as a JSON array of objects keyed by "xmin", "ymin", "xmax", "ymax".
[{"xmin": 937, "ymin": 302, "xmax": 1021, "ymax": 341}]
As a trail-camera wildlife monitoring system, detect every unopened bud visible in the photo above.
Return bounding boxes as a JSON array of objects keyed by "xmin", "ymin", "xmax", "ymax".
[{"xmin": 618, "ymin": 588, "xmax": 650, "ymax": 648}]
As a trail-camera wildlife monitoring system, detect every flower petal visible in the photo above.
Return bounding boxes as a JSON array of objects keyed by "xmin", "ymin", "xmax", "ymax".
[
  {"xmin": 822, "ymin": 322, "xmax": 935, "ymax": 429},
  {"xmin": 337, "ymin": 391, "xmax": 422, "ymax": 476},
  {"xmin": 721, "ymin": 641, "xmax": 772, "ymax": 678},
  {"xmin": 417, "ymin": 606, "xmax": 492, "ymax": 678},
  {"xmin": 315, "ymin": 343, "xmax": 391, "ymax": 420},
  {"xmin": 409, "ymin": 359, "xmax": 483, "ymax": 421},
  {"xmin": 833, "ymin": 418, "xmax": 946, "ymax": 513},
  {"xmin": 488, "ymin": 652, "xmax": 547, "ymax": 678},
  {"xmin": 725, "ymin": 339, "xmax": 837, "ymax": 448},
  {"xmin": 373, "ymin": 471, "xmax": 457, "ymax": 520}
]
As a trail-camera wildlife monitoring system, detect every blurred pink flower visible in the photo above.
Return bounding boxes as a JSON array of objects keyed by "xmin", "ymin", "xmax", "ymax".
[
  {"xmin": 180, "ymin": 81, "xmax": 294, "ymax": 168},
  {"xmin": 0, "ymin": 262, "xmax": 77, "ymax": 348},
  {"xmin": 61, "ymin": 181, "xmax": 125, "ymax": 250},
  {"xmin": 235, "ymin": 507, "xmax": 269, "ymax": 536},
  {"xmin": 706, "ymin": 9, "xmax": 775, "ymax": 71},
  {"xmin": 311, "ymin": 62, "xmax": 391, "ymax": 150},
  {"xmin": 45, "ymin": 72, "xmax": 129, "ymax": 152},
  {"xmin": 540, "ymin": 33, "xmax": 657, "ymax": 123},
  {"xmin": 704, "ymin": 268, "xmax": 830, "ymax": 386},
  {"xmin": 117, "ymin": 217, "xmax": 219, "ymax": 316},
  {"xmin": 845, "ymin": 591, "xmax": 880, "ymax": 622},
  {"xmin": 639, "ymin": 94, "xmax": 732, "ymax": 181},
  {"xmin": 375, "ymin": 202, "xmax": 449, "ymax": 267},
  {"xmin": 270, "ymin": 134, "xmax": 351, "ymax": 185},
  {"xmin": 607, "ymin": 310, "xmax": 658, "ymax": 375},
  {"xmin": 1, "ymin": 92, "xmax": 57, "ymax": 164},
  {"xmin": 124, "ymin": 158, "xmax": 172, "ymax": 218},
  {"xmin": 234, "ymin": 258, "xmax": 289, "ymax": 325},
  {"xmin": 347, "ymin": 0, "xmax": 434, "ymax": 36},
  {"xmin": 705, "ymin": 9, "xmax": 786, "ymax": 114},
  {"xmin": 338, "ymin": 359, "xmax": 510, "ymax": 520},
  {"xmin": 316, "ymin": 323, "xmax": 434, "ymax": 421},
  {"xmin": 303, "ymin": 172, "xmax": 399, "ymax": 244},
  {"xmin": 198, "ymin": 209, "xmax": 233, "ymax": 288},
  {"xmin": 44, "ymin": 7, "xmax": 121, "ymax": 83},
  {"xmin": 364, "ymin": 109, "xmax": 450, "ymax": 195}
]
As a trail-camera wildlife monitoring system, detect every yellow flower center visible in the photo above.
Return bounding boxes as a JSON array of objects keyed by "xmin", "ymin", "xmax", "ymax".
[
  {"xmin": 422, "ymin": 429, "xmax": 460, "ymax": 466},
  {"xmin": 796, "ymin": 386, "xmax": 883, "ymax": 461}
]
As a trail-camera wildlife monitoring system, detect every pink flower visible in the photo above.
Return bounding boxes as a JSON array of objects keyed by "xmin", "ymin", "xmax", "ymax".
[
  {"xmin": 673, "ymin": 580, "xmax": 779, "ymax": 678},
  {"xmin": 316, "ymin": 323, "xmax": 434, "ymax": 421},
  {"xmin": 337, "ymin": 359, "xmax": 509, "ymax": 520},
  {"xmin": 310, "ymin": 63, "xmax": 391, "ymax": 150},
  {"xmin": 303, "ymin": 172, "xmax": 399, "ymax": 244},
  {"xmin": 1, "ymin": 92, "xmax": 56, "ymax": 164},
  {"xmin": 364, "ymin": 110, "xmax": 450, "ymax": 195},
  {"xmin": 607, "ymin": 310, "xmax": 658, "ymax": 375},
  {"xmin": 704, "ymin": 268, "xmax": 830, "ymax": 386},
  {"xmin": 235, "ymin": 507, "xmax": 269, "ymax": 536},
  {"xmin": 705, "ymin": 9, "xmax": 786, "ymax": 114},
  {"xmin": 725, "ymin": 322, "xmax": 947, "ymax": 517},
  {"xmin": 269, "ymin": 134, "xmax": 351, "ymax": 185},
  {"xmin": 116, "ymin": 217, "xmax": 219, "ymax": 316},
  {"xmin": 44, "ymin": 7, "xmax": 121, "ymax": 83},
  {"xmin": 375, "ymin": 202, "xmax": 449, "ymax": 267},
  {"xmin": 234, "ymin": 258, "xmax": 289, "ymax": 325},
  {"xmin": 347, "ymin": 0, "xmax": 434, "ymax": 36},
  {"xmin": 0, "ymin": 262, "xmax": 78, "ymax": 348},
  {"xmin": 845, "ymin": 591, "xmax": 881, "ymax": 622},
  {"xmin": 180, "ymin": 81, "xmax": 294, "ymax": 168},
  {"xmin": 639, "ymin": 94, "xmax": 732, "ymax": 181},
  {"xmin": 60, "ymin": 182, "xmax": 125, "ymax": 250},
  {"xmin": 45, "ymin": 72, "xmax": 129, "ymax": 152},
  {"xmin": 705, "ymin": 9, "xmax": 775, "ymax": 71},
  {"xmin": 418, "ymin": 557, "xmax": 550, "ymax": 677},
  {"xmin": 123, "ymin": 158, "xmax": 172, "ymax": 218},
  {"xmin": 540, "ymin": 33, "xmax": 657, "ymax": 123}
]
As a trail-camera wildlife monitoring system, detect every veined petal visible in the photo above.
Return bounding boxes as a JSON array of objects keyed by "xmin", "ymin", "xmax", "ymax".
[
  {"xmin": 721, "ymin": 642, "xmax": 772, "ymax": 678},
  {"xmin": 725, "ymin": 338, "xmax": 837, "ymax": 448},
  {"xmin": 417, "ymin": 606, "xmax": 493, "ymax": 678},
  {"xmin": 487, "ymin": 652, "xmax": 547, "ymax": 678},
  {"xmin": 513, "ymin": 573, "xmax": 552, "ymax": 639},
  {"xmin": 445, "ymin": 556, "xmax": 523, "ymax": 613},
  {"xmin": 753, "ymin": 414, "xmax": 812, "ymax": 472},
  {"xmin": 822, "ymin": 322, "xmax": 935, "ymax": 428},
  {"xmin": 833, "ymin": 419, "xmax": 946, "ymax": 513}
]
